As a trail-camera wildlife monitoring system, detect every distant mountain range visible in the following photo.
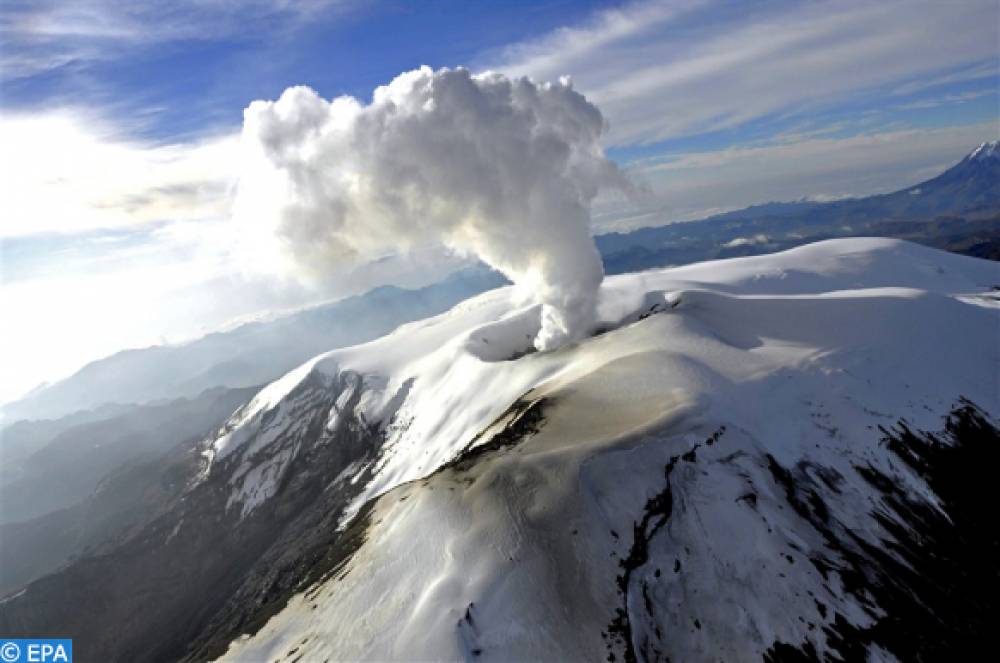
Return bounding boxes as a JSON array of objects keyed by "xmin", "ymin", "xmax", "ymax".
[
  {"xmin": 0, "ymin": 269, "xmax": 505, "ymax": 423},
  {"xmin": 0, "ymin": 385, "xmax": 257, "ymax": 594},
  {"xmin": 598, "ymin": 139, "xmax": 1000, "ymax": 272},
  {"xmin": 3, "ymin": 141, "xmax": 997, "ymax": 427}
]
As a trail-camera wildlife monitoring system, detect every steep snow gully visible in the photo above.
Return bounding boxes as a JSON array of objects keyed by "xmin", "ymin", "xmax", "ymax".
[{"xmin": 1, "ymin": 238, "xmax": 997, "ymax": 662}]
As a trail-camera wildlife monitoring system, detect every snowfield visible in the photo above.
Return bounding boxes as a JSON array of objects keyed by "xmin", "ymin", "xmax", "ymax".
[{"xmin": 206, "ymin": 238, "xmax": 998, "ymax": 662}]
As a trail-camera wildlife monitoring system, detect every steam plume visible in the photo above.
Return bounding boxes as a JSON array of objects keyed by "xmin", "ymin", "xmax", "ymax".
[{"xmin": 233, "ymin": 66, "xmax": 625, "ymax": 350}]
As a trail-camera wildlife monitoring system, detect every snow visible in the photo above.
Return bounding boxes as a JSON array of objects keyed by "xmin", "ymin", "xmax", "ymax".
[
  {"xmin": 210, "ymin": 360, "xmax": 326, "ymax": 459},
  {"xmin": 969, "ymin": 139, "xmax": 999, "ymax": 161},
  {"xmin": 227, "ymin": 443, "xmax": 299, "ymax": 518},
  {"xmin": 207, "ymin": 238, "xmax": 999, "ymax": 660},
  {"xmin": 723, "ymin": 233, "xmax": 769, "ymax": 247},
  {"xmin": 209, "ymin": 238, "xmax": 999, "ymax": 518}
]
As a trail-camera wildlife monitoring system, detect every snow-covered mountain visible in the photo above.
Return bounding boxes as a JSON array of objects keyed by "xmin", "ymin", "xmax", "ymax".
[
  {"xmin": 897, "ymin": 139, "xmax": 1000, "ymax": 212},
  {"xmin": 2, "ymin": 238, "xmax": 997, "ymax": 662},
  {"xmin": 968, "ymin": 139, "xmax": 1000, "ymax": 162}
]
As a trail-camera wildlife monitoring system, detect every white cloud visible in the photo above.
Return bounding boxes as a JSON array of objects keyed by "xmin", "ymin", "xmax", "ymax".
[
  {"xmin": 491, "ymin": 0, "xmax": 706, "ymax": 85},
  {"xmin": 892, "ymin": 61, "xmax": 999, "ymax": 96},
  {"xmin": 895, "ymin": 90, "xmax": 996, "ymax": 111},
  {"xmin": 611, "ymin": 121, "xmax": 999, "ymax": 229},
  {"xmin": 234, "ymin": 67, "xmax": 626, "ymax": 350},
  {"xmin": 0, "ymin": 110, "xmax": 239, "ymax": 238},
  {"xmin": 485, "ymin": 0, "xmax": 1000, "ymax": 146}
]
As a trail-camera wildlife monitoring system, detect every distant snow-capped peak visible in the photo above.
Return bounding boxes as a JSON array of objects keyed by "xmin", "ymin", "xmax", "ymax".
[{"xmin": 968, "ymin": 139, "xmax": 1000, "ymax": 161}]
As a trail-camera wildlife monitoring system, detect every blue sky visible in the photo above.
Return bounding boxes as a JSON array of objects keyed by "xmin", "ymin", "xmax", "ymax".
[
  {"xmin": 3, "ymin": 1, "xmax": 612, "ymax": 139},
  {"xmin": 1, "ymin": 0, "xmax": 998, "ymax": 402}
]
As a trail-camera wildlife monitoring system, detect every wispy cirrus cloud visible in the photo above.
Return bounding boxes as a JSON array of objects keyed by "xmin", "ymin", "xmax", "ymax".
[
  {"xmin": 484, "ymin": 0, "xmax": 999, "ymax": 147},
  {"xmin": 895, "ymin": 90, "xmax": 997, "ymax": 111},
  {"xmin": 0, "ymin": 0, "xmax": 350, "ymax": 79},
  {"xmin": 892, "ymin": 61, "xmax": 999, "ymax": 97}
]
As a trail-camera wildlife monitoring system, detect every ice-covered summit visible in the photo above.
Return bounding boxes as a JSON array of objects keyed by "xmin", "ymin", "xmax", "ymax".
[{"xmin": 968, "ymin": 139, "xmax": 1000, "ymax": 161}]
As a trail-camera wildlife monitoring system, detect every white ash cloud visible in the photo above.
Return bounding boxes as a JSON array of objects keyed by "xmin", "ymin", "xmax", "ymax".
[{"xmin": 233, "ymin": 66, "xmax": 626, "ymax": 351}]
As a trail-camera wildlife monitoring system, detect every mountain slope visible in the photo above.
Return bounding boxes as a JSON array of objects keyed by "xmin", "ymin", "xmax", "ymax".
[
  {"xmin": 0, "ymin": 386, "xmax": 259, "ymax": 526},
  {"xmin": 889, "ymin": 139, "xmax": 1000, "ymax": 214},
  {"xmin": 0, "ymin": 385, "xmax": 260, "ymax": 596},
  {"xmin": 803, "ymin": 139, "xmax": 1000, "ymax": 222},
  {"xmin": 2, "ymin": 238, "xmax": 997, "ymax": 662}
]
